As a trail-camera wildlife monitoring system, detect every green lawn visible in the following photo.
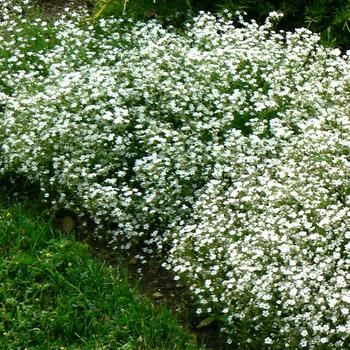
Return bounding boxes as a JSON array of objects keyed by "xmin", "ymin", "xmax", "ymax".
[{"xmin": 0, "ymin": 198, "xmax": 201, "ymax": 349}]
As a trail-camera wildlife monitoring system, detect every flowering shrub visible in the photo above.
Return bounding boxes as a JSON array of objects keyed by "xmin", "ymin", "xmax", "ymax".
[{"xmin": 2, "ymin": 2, "xmax": 350, "ymax": 347}]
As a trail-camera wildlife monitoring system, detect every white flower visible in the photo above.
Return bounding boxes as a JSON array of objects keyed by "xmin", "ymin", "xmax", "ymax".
[{"xmin": 264, "ymin": 337, "xmax": 273, "ymax": 345}]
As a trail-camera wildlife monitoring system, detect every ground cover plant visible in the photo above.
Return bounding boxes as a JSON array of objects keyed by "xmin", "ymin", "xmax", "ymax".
[
  {"xmin": 2, "ymin": 0, "xmax": 350, "ymax": 348},
  {"xmin": 0, "ymin": 197, "xmax": 200, "ymax": 349}
]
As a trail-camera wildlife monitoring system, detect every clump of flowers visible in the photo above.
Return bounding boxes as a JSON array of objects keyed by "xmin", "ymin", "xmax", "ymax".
[
  {"xmin": 0, "ymin": 0, "xmax": 31, "ymax": 20},
  {"xmin": 1, "ymin": 2, "xmax": 350, "ymax": 347}
]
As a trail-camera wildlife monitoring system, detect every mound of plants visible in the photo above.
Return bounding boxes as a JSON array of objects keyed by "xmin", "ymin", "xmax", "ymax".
[{"xmin": 2, "ymin": 0, "xmax": 350, "ymax": 348}]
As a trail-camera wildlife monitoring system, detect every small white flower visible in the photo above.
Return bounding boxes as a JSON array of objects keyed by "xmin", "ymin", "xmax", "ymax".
[{"xmin": 264, "ymin": 337, "xmax": 273, "ymax": 345}]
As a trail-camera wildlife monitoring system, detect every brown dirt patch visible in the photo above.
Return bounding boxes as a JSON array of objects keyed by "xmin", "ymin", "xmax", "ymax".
[{"xmin": 37, "ymin": 0, "xmax": 90, "ymax": 18}]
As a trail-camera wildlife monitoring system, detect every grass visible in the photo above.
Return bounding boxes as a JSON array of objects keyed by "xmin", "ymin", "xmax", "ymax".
[{"xmin": 0, "ymin": 196, "xmax": 201, "ymax": 349}]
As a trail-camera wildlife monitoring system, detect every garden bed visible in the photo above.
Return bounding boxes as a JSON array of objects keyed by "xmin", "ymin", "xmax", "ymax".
[{"xmin": 2, "ymin": 0, "xmax": 350, "ymax": 348}]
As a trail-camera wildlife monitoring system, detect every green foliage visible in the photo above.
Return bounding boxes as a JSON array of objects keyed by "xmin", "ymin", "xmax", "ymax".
[
  {"xmin": 93, "ymin": 0, "xmax": 193, "ymax": 23},
  {"xmin": 0, "ymin": 199, "xmax": 200, "ymax": 349},
  {"xmin": 208, "ymin": 0, "xmax": 350, "ymax": 48},
  {"xmin": 91, "ymin": 0, "xmax": 350, "ymax": 49}
]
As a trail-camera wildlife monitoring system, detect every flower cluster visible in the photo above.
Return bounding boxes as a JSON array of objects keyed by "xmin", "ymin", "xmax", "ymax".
[
  {"xmin": 1, "ymin": 2, "xmax": 350, "ymax": 347},
  {"xmin": 0, "ymin": 0, "xmax": 31, "ymax": 21}
]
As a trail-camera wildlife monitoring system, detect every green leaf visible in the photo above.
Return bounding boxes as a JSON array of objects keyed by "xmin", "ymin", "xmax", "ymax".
[{"xmin": 197, "ymin": 316, "xmax": 217, "ymax": 329}]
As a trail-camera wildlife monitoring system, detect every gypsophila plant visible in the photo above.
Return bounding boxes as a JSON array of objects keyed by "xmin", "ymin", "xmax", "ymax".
[
  {"xmin": 0, "ymin": 0, "xmax": 32, "ymax": 21},
  {"xmin": 2, "ymin": 1, "xmax": 350, "ymax": 347}
]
